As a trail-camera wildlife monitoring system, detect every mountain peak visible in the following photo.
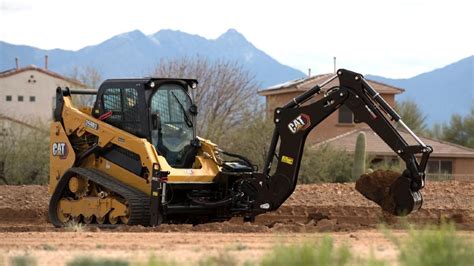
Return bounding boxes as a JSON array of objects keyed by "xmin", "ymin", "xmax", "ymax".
[
  {"xmin": 151, "ymin": 29, "xmax": 208, "ymax": 43},
  {"xmin": 117, "ymin": 29, "xmax": 146, "ymax": 40},
  {"xmin": 218, "ymin": 28, "xmax": 247, "ymax": 42}
]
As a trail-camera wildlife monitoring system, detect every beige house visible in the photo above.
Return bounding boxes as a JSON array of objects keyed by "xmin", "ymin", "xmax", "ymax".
[
  {"xmin": 259, "ymin": 72, "xmax": 474, "ymax": 180},
  {"xmin": 0, "ymin": 61, "xmax": 85, "ymax": 123},
  {"xmin": 259, "ymin": 73, "xmax": 404, "ymax": 143},
  {"xmin": 316, "ymin": 128, "xmax": 474, "ymax": 181}
]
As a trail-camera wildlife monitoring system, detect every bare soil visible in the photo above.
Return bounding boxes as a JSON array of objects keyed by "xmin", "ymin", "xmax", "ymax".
[
  {"xmin": 0, "ymin": 180, "xmax": 473, "ymax": 232},
  {"xmin": 0, "ymin": 180, "xmax": 473, "ymax": 265}
]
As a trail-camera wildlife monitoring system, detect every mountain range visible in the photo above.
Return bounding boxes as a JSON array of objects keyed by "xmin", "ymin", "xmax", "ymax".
[
  {"xmin": 0, "ymin": 29, "xmax": 305, "ymax": 88},
  {"xmin": 0, "ymin": 29, "xmax": 472, "ymax": 125},
  {"xmin": 367, "ymin": 55, "xmax": 473, "ymax": 125}
]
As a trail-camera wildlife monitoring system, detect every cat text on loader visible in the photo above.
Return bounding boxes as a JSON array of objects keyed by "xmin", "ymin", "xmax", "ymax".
[{"xmin": 48, "ymin": 69, "xmax": 432, "ymax": 227}]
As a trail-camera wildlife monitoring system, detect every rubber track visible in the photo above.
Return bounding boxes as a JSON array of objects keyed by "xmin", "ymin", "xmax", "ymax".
[{"xmin": 49, "ymin": 167, "xmax": 150, "ymax": 227}]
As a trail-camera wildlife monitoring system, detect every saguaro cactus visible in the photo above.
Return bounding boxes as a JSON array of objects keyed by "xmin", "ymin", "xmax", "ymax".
[{"xmin": 352, "ymin": 132, "xmax": 366, "ymax": 180}]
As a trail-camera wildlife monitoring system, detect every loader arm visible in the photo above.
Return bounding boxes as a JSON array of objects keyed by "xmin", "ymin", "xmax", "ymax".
[{"xmin": 251, "ymin": 69, "xmax": 432, "ymax": 216}]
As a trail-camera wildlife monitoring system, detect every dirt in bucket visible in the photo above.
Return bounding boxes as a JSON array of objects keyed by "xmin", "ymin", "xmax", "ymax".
[{"xmin": 355, "ymin": 170, "xmax": 402, "ymax": 214}]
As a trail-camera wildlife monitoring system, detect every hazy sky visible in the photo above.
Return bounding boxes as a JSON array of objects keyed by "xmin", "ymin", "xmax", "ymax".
[{"xmin": 1, "ymin": 0, "xmax": 473, "ymax": 78}]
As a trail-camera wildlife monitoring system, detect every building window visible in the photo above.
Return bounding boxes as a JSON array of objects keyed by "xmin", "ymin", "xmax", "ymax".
[
  {"xmin": 6, "ymin": 95, "xmax": 12, "ymax": 102},
  {"xmin": 18, "ymin": 96, "xmax": 24, "ymax": 102},
  {"xmin": 427, "ymin": 159, "xmax": 453, "ymax": 180},
  {"xmin": 30, "ymin": 96, "xmax": 36, "ymax": 102},
  {"xmin": 338, "ymin": 104, "xmax": 353, "ymax": 124}
]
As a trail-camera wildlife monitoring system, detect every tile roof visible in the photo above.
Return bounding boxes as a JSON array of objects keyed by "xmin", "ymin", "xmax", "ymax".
[
  {"xmin": 314, "ymin": 127, "xmax": 474, "ymax": 158},
  {"xmin": 259, "ymin": 73, "xmax": 404, "ymax": 96},
  {"xmin": 0, "ymin": 65, "xmax": 85, "ymax": 87}
]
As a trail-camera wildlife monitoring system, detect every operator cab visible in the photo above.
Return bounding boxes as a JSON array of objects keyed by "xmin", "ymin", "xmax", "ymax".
[{"xmin": 93, "ymin": 78, "xmax": 200, "ymax": 169}]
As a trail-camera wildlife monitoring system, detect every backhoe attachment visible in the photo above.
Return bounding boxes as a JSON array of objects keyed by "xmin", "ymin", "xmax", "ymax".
[{"xmin": 255, "ymin": 69, "xmax": 432, "ymax": 216}]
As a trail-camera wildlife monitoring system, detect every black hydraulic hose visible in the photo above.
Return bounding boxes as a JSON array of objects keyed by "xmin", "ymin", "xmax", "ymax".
[
  {"xmin": 187, "ymin": 195, "xmax": 233, "ymax": 207},
  {"xmin": 221, "ymin": 151, "xmax": 256, "ymax": 171}
]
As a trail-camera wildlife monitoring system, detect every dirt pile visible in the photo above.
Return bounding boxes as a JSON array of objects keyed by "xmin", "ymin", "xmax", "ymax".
[{"xmin": 0, "ymin": 185, "xmax": 48, "ymax": 224}]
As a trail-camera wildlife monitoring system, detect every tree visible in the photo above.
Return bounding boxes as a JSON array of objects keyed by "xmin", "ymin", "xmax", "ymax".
[
  {"xmin": 68, "ymin": 66, "xmax": 102, "ymax": 107},
  {"xmin": 299, "ymin": 144, "xmax": 353, "ymax": 184},
  {"xmin": 69, "ymin": 66, "xmax": 102, "ymax": 89},
  {"xmin": 153, "ymin": 56, "xmax": 260, "ymax": 143},
  {"xmin": 221, "ymin": 112, "xmax": 274, "ymax": 169},
  {"xmin": 433, "ymin": 105, "xmax": 474, "ymax": 148},
  {"xmin": 395, "ymin": 99, "xmax": 428, "ymax": 135}
]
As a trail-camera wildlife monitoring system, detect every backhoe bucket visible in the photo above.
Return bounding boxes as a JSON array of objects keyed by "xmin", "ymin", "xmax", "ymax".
[{"xmin": 355, "ymin": 170, "xmax": 422, "ymax": 216}]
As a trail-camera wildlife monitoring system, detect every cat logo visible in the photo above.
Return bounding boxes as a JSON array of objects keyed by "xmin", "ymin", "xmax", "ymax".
[
  {"xmin": 52, "ymin": 142, "xmax": 68, "ymax": 159},
  {"xmin": 288, "ymin": 114, "xmax": 311, "ymax": 134}
]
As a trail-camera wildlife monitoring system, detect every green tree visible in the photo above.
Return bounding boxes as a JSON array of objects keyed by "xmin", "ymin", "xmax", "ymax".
[
  {"xmin": 299, "ymin": 144, "xmax": 353, "ymax": 184},
  {"xmin": 395, "ymin": 99, "xmax": 428, "ymax": 135},
  {"xmin": 434, "ymin": 105, "xmax": 474, "ymax": 148}
]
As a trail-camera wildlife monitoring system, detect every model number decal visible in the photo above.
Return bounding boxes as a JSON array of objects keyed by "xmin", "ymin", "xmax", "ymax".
[
  {"xmin": 52, "ymin": 142, "xmax": 68, "ymax": 159},
  {"xmin": 288, "ymin": 114, "xmax": 311, "ymax": 134},
  {"xmin": 85, "ymin": 120, "xmax": 99, "ymax": 130}
]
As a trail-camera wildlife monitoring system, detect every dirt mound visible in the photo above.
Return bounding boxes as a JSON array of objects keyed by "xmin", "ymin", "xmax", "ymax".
[
  {"xmin": 0, "ymin": 181, "xmax": 473, "ymax": 232},
  {"xmin": 0, "ymin": 185, "xmax": 49, "ymax": 224}
]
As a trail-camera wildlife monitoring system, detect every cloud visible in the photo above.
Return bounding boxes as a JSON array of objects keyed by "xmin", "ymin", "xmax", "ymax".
[{"xmin": 0, "ymin": 1, "xmax": 31, "ymax": 13}]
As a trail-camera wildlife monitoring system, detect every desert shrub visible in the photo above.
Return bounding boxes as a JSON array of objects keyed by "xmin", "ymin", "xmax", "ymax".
[
  {"xmin": 10, "ymin": 255, "xmax": 37, "ymax": 266},
  {"xmin": 369, "ymin": 158, "xmax": 404, "ymax": 173},
  {"xmin": 299, "ymin": 145, "xmax": 353, "ymax": 184},
  {"xmin": 136, "ymin": 255, "xmax": 176, "ymax": 266},
  {"xmin": 261, "ymin": 237, "xmax": 351, "ymax": 266},
  {"xmin": 0, "ymin": 121, "xmax": 49, "ymax": 185},
  {"xmin": 64, "ymin": 220, "xmax": 85, "ymax": 232},
  {"xmin": 220, "ymin": 113, "xmax": 274, "ymax": 170},
  {"xmin": 389, "ymin": 223, "xmax": 474, "ymax": 266},
  {"xmin": 198, "ymin": 251, "xmax": 238, "ymax": 266},
  {"xmin": 67, "ymin": 257, "xmax": 129, "ymax": 266}
]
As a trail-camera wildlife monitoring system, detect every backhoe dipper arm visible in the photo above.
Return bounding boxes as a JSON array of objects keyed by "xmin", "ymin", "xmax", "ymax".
[{"xmin": 259, "ymin": 69, "xmax": 432, "ymax": 216}]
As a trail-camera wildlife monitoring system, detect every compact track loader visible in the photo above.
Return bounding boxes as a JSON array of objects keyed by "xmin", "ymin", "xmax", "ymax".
[{"xmin": 48, "ymin": 69, "xmax": 432, "ymax": 227}]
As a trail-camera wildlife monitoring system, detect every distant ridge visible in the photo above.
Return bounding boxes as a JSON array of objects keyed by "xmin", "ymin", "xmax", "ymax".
[
  {"xmin": 366, "ymin": 55, "xmax": 474, "ymax": 125},
  {"xmin": 0, "ymin": 29, "xmax": 305, "ymax": 88}
]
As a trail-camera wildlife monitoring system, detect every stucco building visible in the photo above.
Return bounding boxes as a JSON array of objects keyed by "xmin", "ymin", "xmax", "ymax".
[
  {"xmin": 0, "ymin": 58, "xmax": 85, "ymax": 123},
  {"xmin": 259, "ymin": 73, "xmax": 403, "ymax": 143},
  {"xmin": 316, "ymin": 128, "xmax": 474, "ymax": 181}
]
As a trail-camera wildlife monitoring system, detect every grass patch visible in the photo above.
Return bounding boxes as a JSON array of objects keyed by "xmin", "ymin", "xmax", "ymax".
[
  {"xmin": 67, "ymin": 257, "xmax": 129, "ymax": 266},
  {"xmin": 41, "ymin": 244, "xmax": 57, "ymax": 251},
  {"xmin": 65, "ymin": 220, "xmax": 85, "ymax": 232},
  {"xmin": 137, "ymin": 255, "xmax": 177, "ymax": 266},
  {"xmin": 198, "ymin": 251, "xmax": 238, "ymax": 266},
  {"xmin": 388, "ymin": 223, "xmax": 474, "ymax": 266},
  {"xmin": 261, "ymin": 237, "xmax": 351, "ymax": 266},
  {"xmin": 11, "ymin": 255, "xmax": 37, "ymax": 266}
]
